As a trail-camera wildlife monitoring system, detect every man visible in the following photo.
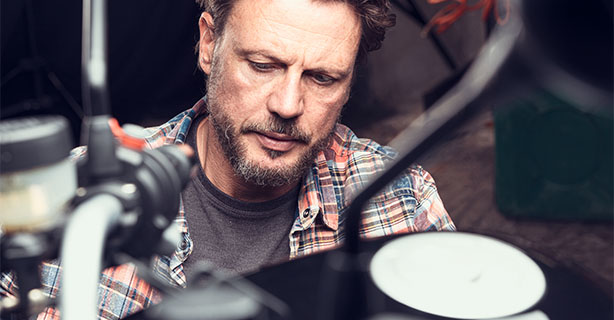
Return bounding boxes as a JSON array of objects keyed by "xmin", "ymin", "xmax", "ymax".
[{"xmin": 0, "ymin": 0, "xmax": 454, "ymax": 318}]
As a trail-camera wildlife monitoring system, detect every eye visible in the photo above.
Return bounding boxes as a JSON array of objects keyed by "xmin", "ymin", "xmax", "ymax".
[
  {"xmin": 311, "ymin": 73, "xmax": 335, "ymax": 86},
  {"xmin": 249, "ymin": 61, "xmax": 275, "ymax": 72}
]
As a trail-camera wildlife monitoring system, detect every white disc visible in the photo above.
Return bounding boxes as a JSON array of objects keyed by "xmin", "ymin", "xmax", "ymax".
[{"xmin": 370, "ymin": 232, "xmax": 546, "ymax": 319}]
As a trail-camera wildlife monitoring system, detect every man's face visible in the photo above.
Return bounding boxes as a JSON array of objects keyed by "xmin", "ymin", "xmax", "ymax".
[{"xmin": 199, "ymin": 0, "xmax": 361, "ymax": 187}]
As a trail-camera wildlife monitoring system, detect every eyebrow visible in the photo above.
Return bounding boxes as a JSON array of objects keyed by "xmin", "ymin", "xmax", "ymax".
[
  {"xmin": 235, "ymin": 47, "xmax": 353, "ymax": 79},
  {"xmin": 236, "ymin": 48, "xmax": 287, "ymax": 65}
]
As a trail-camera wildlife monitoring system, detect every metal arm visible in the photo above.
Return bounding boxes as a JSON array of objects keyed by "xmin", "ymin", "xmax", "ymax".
[{"xmin": 60, "ymin": 194, "xmax": 122, "ymax": 320}]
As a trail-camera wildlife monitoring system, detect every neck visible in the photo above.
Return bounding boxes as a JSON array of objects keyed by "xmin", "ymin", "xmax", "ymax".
[{"xmin": 196, "ymin": 119, "xmax": 298, "ymax": 202}]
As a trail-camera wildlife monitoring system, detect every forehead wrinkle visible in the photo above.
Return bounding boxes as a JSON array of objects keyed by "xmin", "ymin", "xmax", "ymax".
[
  {"xmin": 249, "ymin": 1, "xmax": 359, "ymax": 48},
  {"xmin": 227, "ymin": 0, "xmax": 360, "ymax": 73},
  {"xmin": 267, "ymin": 20, "xmax": 359, "ymax": 62},
  {"xmin": 264, "ymin": 16, "xmax": 357, "ymax": 42},
  {"xmin": 225, "ymin": 6, "xmax": 293, "ymax": 65},
  {"xmin": 329, "ymin": 27, "xmax": 360, "ymax": 58},
  {"xmin": 262, "ymin": 13, "xmax": 358, "ymax": 71}
]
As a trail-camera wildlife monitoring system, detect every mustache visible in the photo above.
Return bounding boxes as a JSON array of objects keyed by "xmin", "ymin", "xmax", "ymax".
[{"xmin": 241, "ymin": 117, "xmax": 311, "ymax": 144}]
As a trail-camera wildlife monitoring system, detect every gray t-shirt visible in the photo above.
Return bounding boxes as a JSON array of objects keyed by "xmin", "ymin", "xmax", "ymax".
[{"xmin": 181, "ymin": 115, "xmax": 297, "ymax": 276}]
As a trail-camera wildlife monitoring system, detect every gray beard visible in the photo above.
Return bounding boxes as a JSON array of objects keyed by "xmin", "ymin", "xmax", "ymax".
[
  {"xmin": 205, "ymin": 58, "xmax": 335, "ymax": 187},
  {"xmin": 207, "ymin": 107, "xmax": 333, "ymax": 187}
]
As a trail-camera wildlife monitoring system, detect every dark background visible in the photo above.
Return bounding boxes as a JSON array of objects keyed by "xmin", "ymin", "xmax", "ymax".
[
  {"xmin": 1, "ymin": 0, "xmax": 612, "ymax": 305},
  {"xmin": 1, "ymin": 0, "xmax": 204, "ymax": 141}
]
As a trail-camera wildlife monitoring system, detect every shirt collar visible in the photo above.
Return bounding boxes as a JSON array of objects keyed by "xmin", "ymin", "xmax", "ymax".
[
  {"xmin": 162, "ymin": 96, "xmax": 208, "ymax": 146},
  {"xmin": 297, "ymin": 137, "xmax": 347, "ymax": 232}
]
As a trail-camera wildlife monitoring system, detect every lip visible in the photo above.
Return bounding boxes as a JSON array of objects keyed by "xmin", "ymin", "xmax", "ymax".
[{"xmin": 254, "ymin": 131, "xmax": 301, "ymax": 152}]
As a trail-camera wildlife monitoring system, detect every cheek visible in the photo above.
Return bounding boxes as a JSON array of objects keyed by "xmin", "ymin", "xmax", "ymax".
[
  {"xmin": 304, "ymin": 99, "xmax": 343, "ymax": 137},
  {"xmin": 305, "ymin": 77, "xmax": 351, "ymax": 107},
  {"xmin": 213, "ymin": 61, "xmax": 268, "ymax": 116},
  {"xmin": 304, "ymin": 85, "xmax": 348, "ymax": 125},
  {"xmin": 218, "ymin": 60, "xmax": 254, "ymax": 94}
]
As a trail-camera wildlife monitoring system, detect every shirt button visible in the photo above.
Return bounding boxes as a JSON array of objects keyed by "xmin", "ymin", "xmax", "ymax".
[{"xmin": 179, "ymin": 240, "xmax": 188, "ymax": 249}]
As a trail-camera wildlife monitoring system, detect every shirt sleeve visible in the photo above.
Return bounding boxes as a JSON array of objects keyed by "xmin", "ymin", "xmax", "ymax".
[
  {"xmin": 412, "ymin": 165, "xmax": 456, "ymax": 231},
  {"xmin": 0, "ymin": 272, "xmax": 17, "ymax": 298}
]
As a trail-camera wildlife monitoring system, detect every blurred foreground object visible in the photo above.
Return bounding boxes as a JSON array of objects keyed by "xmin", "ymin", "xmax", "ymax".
[
  {"xmin": 492, "ymin": 0, "xmax": 613, "ymax": 220},
  {"xmin": 0, "ymin": 116, "xmax": 75, "ymax": 233},
  {"xmin": 423, "ymin": 0, "xmax": 511, "ymax": 35},
  {"xmin": 0, "ymin": 116, "xmax": 75, "ymax": 316}
]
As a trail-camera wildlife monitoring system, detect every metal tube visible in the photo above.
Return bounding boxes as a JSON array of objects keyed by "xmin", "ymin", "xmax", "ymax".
[
  {"xmin": 60, "ymin": 194, "xmax": 122, "ymax": 320},
  {"xmin": 81, "ymin": 0, "xmax": 110, "ymax": 116}
]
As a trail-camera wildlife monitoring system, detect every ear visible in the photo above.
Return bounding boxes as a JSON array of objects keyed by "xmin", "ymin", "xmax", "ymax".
[{"xmin": 198, "ymin": 12, "xmax": 216, "ymax": 75}]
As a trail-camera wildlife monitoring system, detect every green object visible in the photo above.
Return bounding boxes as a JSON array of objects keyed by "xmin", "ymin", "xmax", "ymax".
[{"xmin": 494, "ymin": 90, "xmax": 613, "ymax": 220}]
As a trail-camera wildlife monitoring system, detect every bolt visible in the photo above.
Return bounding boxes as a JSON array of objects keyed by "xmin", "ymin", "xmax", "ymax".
[
  {"xmin": 121, "ymin": 183, "xmax": 137, "ymax": 194},
  {"xmin": 76, "ymin": 187, "xmax": 87, "ymax": 197}
]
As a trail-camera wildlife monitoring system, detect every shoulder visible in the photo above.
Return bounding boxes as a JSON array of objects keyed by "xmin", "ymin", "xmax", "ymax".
[
  {"xmin": 328, "ymin": 123, "xmax": 438, "ymax": 185},
  {"xmin": 314, "ymin": 124, "xmax": 420, "ymax": 213},
  {"xmin": 139, "ymin": 97, "xmax": 208, "ymax": 149},
  {"xmin": 322, "ymin": 124, "xmax": 396, "ymax": 189},
  {"xmin": 321, "ymin": 124, "xmax": 454, "ymax": 233},
  {"xmin": 143, "ymin": 104, "xmax": 203, "ymax": 148},
  {"xmin": 328, "ymin": 123, "xmax": 397, "ymax": 162},
  {"xmin": 325, "ymin": 124, "xmax": 420, "ymax": 198}
]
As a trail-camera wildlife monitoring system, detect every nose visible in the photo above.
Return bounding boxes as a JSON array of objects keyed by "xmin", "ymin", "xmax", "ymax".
[{"xmin": 267, "ymin": 72, "xmax": 304, "ymax": 119}]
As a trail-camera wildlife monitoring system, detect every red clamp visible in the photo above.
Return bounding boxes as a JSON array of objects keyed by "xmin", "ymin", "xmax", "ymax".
[{"xmin": 108, "ymin": 118, "xmax": 147, "ymax": 150}]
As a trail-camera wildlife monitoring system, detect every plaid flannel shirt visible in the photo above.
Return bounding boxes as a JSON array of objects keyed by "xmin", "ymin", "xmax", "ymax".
[{"xmin": 0, "ymin": 97, "xmax": 455, "ymax": 319}]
